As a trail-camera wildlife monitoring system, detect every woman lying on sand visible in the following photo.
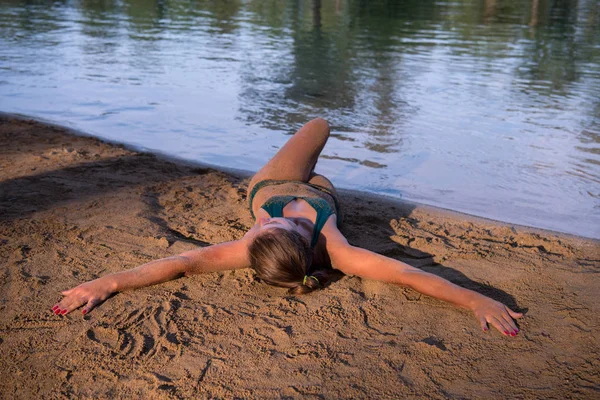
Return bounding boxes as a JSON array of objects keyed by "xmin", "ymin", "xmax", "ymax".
[{"xmin": 53, "ymin": 118, "xmax": 522, "ymax": 336}]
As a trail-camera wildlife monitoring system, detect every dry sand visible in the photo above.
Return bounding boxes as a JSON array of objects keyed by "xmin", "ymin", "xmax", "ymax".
[{"xmin": 0, "ymin": 115, "xmax": 598, "ymax": 399}]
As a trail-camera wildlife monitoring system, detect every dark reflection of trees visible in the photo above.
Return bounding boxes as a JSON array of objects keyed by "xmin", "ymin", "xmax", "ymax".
[
  {"xmin": 77, "ymin": 0, "xmax": 245, "ymax": 77},
  {"xmin": 521, "ymin": 0, "xmax": 600, "ymax": 191},
  {"xmin": 351, "ymin": 0, "xmax": 440, "ymax": 22},
  {"xmin": 78, "ymin": 0, "xmax": 122, "ymax": 39},
  {"xmin": 234, "ymin": 0, "xmax": 599, "ymax": 161},
  {"xmin": 283, "ymin": 0, "xmax": 358, "ymax": 126},
  {"xmin": 118, "ymin": 0, "xmax": 171, "ymax": 70},
  {"xmin": 122, "ymin": 0, "xmax": 168, "ymax": 35},
  {"xmin": 188, "ymin": 0, "xmax": 243, "ymax": 35},
  {"xmin": 516, "ymin": 0, "xmax": 598, "ymax": 96},
  {"xmin": 237, "ymin": 0, "xmax": 358, "ymax": 133},
  {"xmin": 482, "ymin": 0, "xmax": 497, "ymax": 24},
  {"xmin": 575, "ymin": 99, "xmax": 600, "ymax": 183},
  {"xmin": 0, "ymin": 0, "xmax": 69, "ymax": 42},
  {"xmin": 347, "ymin": 1, "xmax": 440, "ymax": 153},
  {"xmin": 76, "ymin": 0, "xmax": 130, "ymax": 74},
  {"xmin": 362, "ymin": 54, "xmax": 408, "ymax": 154},
  {"xmin": 237, "ymin": 0, "xmax": 439, "ymax": 149},
  {"xmin": 246, "ymin": 0, "xmax": 288, "ymax": 31}
]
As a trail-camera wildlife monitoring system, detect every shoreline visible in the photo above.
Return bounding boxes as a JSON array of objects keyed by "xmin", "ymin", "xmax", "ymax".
[
  {"xmin": 2, "ymin": 112, "xmax": 595, "ymax": 242},
  {"xmin": 1, "ymin": 114, "xmax": 599, "ymax": 398}
]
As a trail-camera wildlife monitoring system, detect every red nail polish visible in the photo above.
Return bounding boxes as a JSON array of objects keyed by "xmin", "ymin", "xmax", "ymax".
[
  {"xmin": 52, "ymin": 305, "xmax": 59, "ymax": 311},
  {"xmin": 61, "ymin": 310, "xmax": 67, "ymax": 315},
  {"xmin": 510, "ymin": 332, "xmax": 516, "ymax": 337},
  {"xmin": 504, "ymin": 330, "xmax": 509, "ymax": 335},
  {"xmin": 82, "ymin": 309, "xmax": 87, "ymax": 315},
  {"xmin": 54, "ymin": 309, "xmax": 61, "ymax": 315}
]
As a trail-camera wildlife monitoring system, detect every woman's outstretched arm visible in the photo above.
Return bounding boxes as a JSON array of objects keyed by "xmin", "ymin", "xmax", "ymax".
[
  {"xmin": 53, "ymin": 239, "xmax": 250, "ymax": 316},
  {"xmin": 325, "ymin": 235, "xmax": 523, "ymax": 336}
]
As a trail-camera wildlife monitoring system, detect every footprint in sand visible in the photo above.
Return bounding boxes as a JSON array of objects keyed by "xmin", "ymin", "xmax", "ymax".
[{"xmin": 86, "ymin": 299, "xmax": 178, "ymax": 359}]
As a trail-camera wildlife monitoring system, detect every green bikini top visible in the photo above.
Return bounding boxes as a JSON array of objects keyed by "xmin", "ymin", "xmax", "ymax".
[{"xmin": 261, "ymin": 196, "xmax": 335, "ymax": 248}]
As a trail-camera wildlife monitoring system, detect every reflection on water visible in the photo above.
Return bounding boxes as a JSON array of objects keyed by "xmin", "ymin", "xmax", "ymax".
[{"xmin": 0, "ymin": 0, "xmax": 599, "ymax": 238}]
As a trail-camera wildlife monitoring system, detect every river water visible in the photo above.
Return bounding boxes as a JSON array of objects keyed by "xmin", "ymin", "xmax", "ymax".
[{"xmin": 1, "ymin": 0, "xmax": 599, "ymax": 238}]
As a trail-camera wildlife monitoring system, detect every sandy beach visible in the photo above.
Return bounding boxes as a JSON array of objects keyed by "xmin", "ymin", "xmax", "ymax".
[{"xmin": 0, "ymin": 114, "xmax": 598, "ymax": 399}]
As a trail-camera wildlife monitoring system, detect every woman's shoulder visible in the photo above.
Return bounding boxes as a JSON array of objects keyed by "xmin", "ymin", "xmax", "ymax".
[{"xmin": 321, "ymin": 216, "xmax": 347, "ymax": 245}]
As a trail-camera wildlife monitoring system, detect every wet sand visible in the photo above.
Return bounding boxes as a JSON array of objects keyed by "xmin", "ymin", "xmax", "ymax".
[{"xmin": 0, "ymin": 115, "xmax": 598, "ymax": 399}]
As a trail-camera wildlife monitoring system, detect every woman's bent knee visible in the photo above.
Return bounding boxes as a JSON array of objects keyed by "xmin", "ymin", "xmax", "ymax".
[{"xmin": 308, "ymin": 118, "xmax": 330, "ymax": 135}]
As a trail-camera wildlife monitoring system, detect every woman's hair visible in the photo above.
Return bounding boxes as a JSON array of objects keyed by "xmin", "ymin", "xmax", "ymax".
[{"xmin": 248, "ymin": 227, "xmax": 337, "ymax": 295}]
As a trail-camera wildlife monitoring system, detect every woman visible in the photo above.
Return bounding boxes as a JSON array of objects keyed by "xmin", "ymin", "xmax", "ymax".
[{"xmin": 53, "ymin": 118, "xmax": 522, "ymax": 336}]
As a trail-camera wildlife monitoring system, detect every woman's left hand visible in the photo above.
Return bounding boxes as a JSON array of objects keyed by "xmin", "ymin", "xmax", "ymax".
[{"xmin": 471, "ymin": 297, "xmax": 523, "ymax": 336}]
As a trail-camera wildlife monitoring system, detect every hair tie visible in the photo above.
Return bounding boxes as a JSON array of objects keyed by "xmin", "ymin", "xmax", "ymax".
[{"xmin": 303, "ymin": 275, "xmax": 319, "ymax": 286}]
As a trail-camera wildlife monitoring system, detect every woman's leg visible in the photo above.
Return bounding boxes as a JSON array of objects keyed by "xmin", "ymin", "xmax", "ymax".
[
  {"xmin": 308, "ymin": 173, "xmax": 338, "ymax": 198},
  {"xmin": 248, "ymin": 118, "xmax": 330, "ymax": 194},
  {"xmin": 308, "ymin": 173, "xmax": 342, "ymax": 224}
]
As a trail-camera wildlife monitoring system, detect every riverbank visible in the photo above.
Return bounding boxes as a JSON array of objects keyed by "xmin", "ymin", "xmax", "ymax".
[{"xmin": 1, "ymin": 115, "xmax": 598, "ymax": 399}]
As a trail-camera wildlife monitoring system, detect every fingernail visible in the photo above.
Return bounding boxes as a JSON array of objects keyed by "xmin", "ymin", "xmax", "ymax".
[
  {"xmin": 483, "ymin": 328, "xmax": 488, "ymax": 332},
  {"xmin": 52, "ymin": 305, "xmax": 59, "ymax": 311},
  {"xmin": 515, "ymin": 328, "xmax": 519, "ymax": 333},
  {"xmin": 82, "ymin": 309, "xmax": 87, "ymax": 315},
  {"xmin": 61, "ymin": 309, "xmax": 67, "ymax": 315},
  {"xmin": 54, "ymin": 309, "xmax": 61, "ymax": 315},
  {"xmin": 510, "ymin": 332, "xmax": 516, "ymax": 337},
  {"xmin": 504, "ymin": 330, "xmax": 509, "ymax": 335}
]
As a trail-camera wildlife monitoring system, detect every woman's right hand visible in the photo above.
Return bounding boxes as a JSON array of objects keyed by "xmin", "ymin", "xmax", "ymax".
[{"xmin": 52, "ymin": 276, "xmax": 117, "ymax": 316}]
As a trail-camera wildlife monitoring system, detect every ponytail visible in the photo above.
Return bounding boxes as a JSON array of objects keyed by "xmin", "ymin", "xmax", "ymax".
[{"xmin": 288, "ymin": 269, "xmax": 340, "ymax": 295}]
